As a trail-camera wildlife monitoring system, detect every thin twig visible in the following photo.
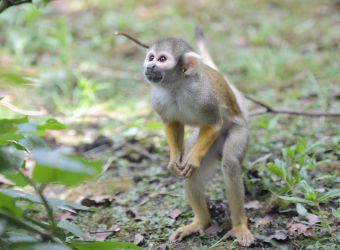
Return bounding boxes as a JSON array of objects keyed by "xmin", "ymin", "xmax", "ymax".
[
  {"xmin": 89, "ymin": 230, "xmax": 118, "ymax": 234},
  {"xmin": 0, "ymin": 96, "xmax": 47, "ymax": 116},
  {"xmin": 247, "ymin": 95, "xmax": 340, "ymax": 117},
  {"xmin": 115, "ymin": 31, "xmax": 149, "ymax": 49},
  {"xmin": 126, "ymin": 142, "xmax": 157, "ymax": 160},
  {"xmin": 135, "ymin": 191, "xmax": 181, "ymax": 208}
]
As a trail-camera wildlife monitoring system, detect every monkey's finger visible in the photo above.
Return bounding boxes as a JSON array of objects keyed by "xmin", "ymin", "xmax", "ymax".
[
  {"xmin": 168, "ymin": 164, "xmax": 181, "ymax": 177},
  {"xmin": 183, "ymin": 167, "xmax": 195, "ymax": 178},
  {"xmin": 222, "ymin": 231, "xmax": 231, "ymax": 241},
  {"xmin": 179, "ymin": 164, "xmax": 191, "ymax": 177},
  {"xmin": 169, "ymin": 230, "xmax": 182, "ymax": 243}
]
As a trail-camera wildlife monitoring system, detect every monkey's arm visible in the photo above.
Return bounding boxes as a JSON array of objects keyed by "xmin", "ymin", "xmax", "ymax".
[
  {"xmin": 180, "ymin": 124, "xmax": 221, "ymax": 178},
  {"xmin": 165, "ymin": 121, "xmax": 184, "ymax": 175}
]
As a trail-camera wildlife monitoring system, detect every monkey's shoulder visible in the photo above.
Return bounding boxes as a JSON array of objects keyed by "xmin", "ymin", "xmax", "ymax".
[{"xmin": 201, "ymin": 66, "xmax": 247, "ymax": 118}]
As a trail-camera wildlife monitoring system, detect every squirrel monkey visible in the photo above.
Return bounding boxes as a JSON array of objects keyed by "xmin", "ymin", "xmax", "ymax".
[{"xmin": 142, "ymin": 28, "xmax": 254, "ymax": 247}]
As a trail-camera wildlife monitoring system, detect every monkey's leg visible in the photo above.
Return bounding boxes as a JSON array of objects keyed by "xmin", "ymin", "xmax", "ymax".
[
  {"xmin": 170, "ymin": 131, "xmax": 225, "ymax": 243},
  {"xmin": 221, "ymin": 124, "xmax": 254, "ymax": 247},
  {"xmin": 165, "ymin": 121, "xmax": 184, "ymax": 176},
  {"xmin": 169, "ymin": 173, "xmax": 210, "ymax": 242}
]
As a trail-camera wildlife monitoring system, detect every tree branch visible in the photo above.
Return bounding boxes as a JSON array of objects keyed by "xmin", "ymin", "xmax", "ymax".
[
  {"xmin": 0, "ymin": 0, "xmax": 32, "ymax": 14},
  {"xmin": 247, "ymin": 95, "xmax": 340, "ymax": 117},
  {"xmin": 115, "ymin": 31, "xmax": 149, "ymax": 49}
]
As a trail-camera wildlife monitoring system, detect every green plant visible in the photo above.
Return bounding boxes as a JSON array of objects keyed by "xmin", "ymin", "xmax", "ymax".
[
  {"xmin": 262, "ymin": 138, "xmax": 340, "ymax": 211},
  {"xmin": 0, "ymin": 115, "xmax": 142, "ymax": 250}
]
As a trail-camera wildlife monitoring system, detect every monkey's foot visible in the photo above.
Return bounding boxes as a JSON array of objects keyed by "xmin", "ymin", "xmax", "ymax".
[
  {"xmin": 169, "ymin": 222, "xmax": 205, "ymax": 243},
  {"xmin": 223, "ymin": 224, "xmax": 254, "ymax": 247}
]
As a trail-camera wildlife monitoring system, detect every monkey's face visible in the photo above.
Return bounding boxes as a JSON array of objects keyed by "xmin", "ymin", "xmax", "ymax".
[{"xmin": 143, "ymin": 50, "xmax": 177, "ymax": 84}]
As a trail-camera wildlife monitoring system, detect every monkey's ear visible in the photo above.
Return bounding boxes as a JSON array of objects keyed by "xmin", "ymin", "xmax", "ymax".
[{"xmin": 182, "ymin": 52, "xmax": 202, "ymax": 76}]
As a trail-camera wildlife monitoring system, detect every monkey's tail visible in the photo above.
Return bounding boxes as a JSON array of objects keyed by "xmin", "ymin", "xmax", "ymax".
[{"xmin": 195, "ymin": 26, "xmax": 218, "ymax": 70}]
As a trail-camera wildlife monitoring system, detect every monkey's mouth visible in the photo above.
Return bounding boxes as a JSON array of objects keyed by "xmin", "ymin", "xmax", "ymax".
[{"xmin": 145, "ymin": 69, "xmax": 163, "ymax": 83}]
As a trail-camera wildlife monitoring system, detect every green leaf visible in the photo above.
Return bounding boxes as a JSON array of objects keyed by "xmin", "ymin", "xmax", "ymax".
[
  {"xmin": 278, "ymin": 196, "xmax": 313, "ymax": 205},
  {"xmin": 10, "ymin": 242, "xmax": 72, "ymax": 250},
  {"xmin": 1, "ymin": 189, "xmax": 89, "ymax": 211},
  {"xmin": 6, "ymin": 140, "xmax": 30, "ymax": 152},
  {"xmin": 31, "ymin": 149, "xmax": 102, "ymax": 186},
  {"xmin": 296, "ymin": 203, "xmax": 307, "ymax": 216},
  {"xmin": 0, "ymin": 147, "xmax": 24, "ymax": 171},
  {"xmin": 0, "ymin": 117, "xmax": 28, "ymax": 135},
  {"xmin": 0, "ymin": 218, "xmax": 7, "ymax": 234},
  {"xmin": 32, "ymin": 0, "xmax": 51, "ymax": 7},
  {"xmin": 7, "ymin": 231, "xmax": 38, "ymax": 243},
  {"xmin": 146, "ymin": 121, "xmax": 163, "ymax": 130},
  {"xmin": 57, "ymin": 220, "xmax": 87, "ymax": 239},
  {"xmin": 299, "ymin": 180, "xmax": 316, "ymax": 201},
  {"xmin": 267, "ymin": 162, "xmax": 284, "ymax": 179},
  {"xmin": 0, "ymin": 192, "xmax": 23, "ymax": 217},
  {"xmin": 1, "ymin": 171, "xmax": 29, "ymax": 186},
  {"xmin": 332, "ymin": 208, "xmax": 340, "ymax": 219},
  {"xmin": 0, "ymin": 133, "xmax": 25, "ymax": 145},
  {"xmin": 318, "ymin": 189, "xmax": 340, "ymax": 203},
  {"xmin": 70, "ymin": 241, "xmax": 143, "ymax": 250},
  {"xmin": 37, "ymin": 118, "xmax": 67, "ymax": 131}
]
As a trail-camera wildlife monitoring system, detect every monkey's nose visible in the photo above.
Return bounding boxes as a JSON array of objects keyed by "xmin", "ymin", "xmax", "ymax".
[{"xmin": 147, "ymin": 65, "xmax": 156, "ymax": 71}]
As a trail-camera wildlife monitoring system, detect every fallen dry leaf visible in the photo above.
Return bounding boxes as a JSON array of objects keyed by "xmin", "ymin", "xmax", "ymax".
[
  {"xmin": 127, "ymin": 207, "xmax": 142, "ymax": 221},
  {"xmin": 244, "ymin": 200, "xmax": 262, "ymax": 210},
  {"xmin": 306, "ymin": 213, "xmax": 321, "ymax": 225},
  {"xmin": 268, "ymin": 231, "xmax": 288, "ymax": 241},
  {"xmin": 255, "ymin": 215, "xmax": 272, "ymax": 228},
  {"xmin": 156, "ymin": 244, "xmax": 168, "ymax": 250},
  {"xmin": 287, "ymin": 222, "xmax": 313, "ymax": 236},
  {"xmin": 169, "ymin": 209, "xmax": 182, "ymax": 219},
  {"xmin": 205, "ymin": 224, "xmax": 224, "ymax": 236},
  {"xmin": 92, "ymin": 225, "xmax": 120, "ymax": 241},
  {"xmin": 79, "ymin": 194, "xmax": 115, "ymax": 207},
  {"xmin": 133, "ymin": 233, "xmax": 144, "ymax": 246}
]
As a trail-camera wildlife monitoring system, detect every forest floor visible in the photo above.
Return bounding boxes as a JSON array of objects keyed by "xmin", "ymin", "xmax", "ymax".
[{"xmin": 0, "ymin": 0, "xmax": 339, "ymax": 249}]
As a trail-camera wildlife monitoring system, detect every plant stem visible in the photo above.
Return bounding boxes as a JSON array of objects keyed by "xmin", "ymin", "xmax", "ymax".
[{"xmin": 17, "ymin": 167, "xmax": 58, "ymax": 236}]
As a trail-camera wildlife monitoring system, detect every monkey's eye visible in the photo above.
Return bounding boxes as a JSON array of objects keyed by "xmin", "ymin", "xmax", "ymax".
[
  {"xmin": 158, "ymin": 55, "xmax": 167, "ymax": 62},
  {"xmin": 148, "ymin": 54, "xmax": 154, "ymax": 61}
]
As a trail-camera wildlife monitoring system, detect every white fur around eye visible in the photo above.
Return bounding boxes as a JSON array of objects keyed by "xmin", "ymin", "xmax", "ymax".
[
  {"xmin": 144, "ymin": 51, "xmax": 155, "ymax": 66},
  {"xmin": 156, "ymin": 52, "xmax": 175, "ymax": 70}
]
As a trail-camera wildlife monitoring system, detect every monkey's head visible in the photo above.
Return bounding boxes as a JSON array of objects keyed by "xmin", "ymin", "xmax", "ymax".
[{"xmin": 144, "ymin": 38, "xmax": 201, "ymax": 86}]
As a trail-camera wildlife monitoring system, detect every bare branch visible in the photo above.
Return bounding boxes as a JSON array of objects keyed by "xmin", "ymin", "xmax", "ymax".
[
  {"xmin": 0, "ymin": 0, "xmax": 32, "ymax": 14},
  {"xmin": 115, "ymin": 31, "xmax": 149, "ymax": 49},
  {"xmin": 0, "ymin": 96, "xmax": 47, "ymax": 116},
  {"xmin": 247, "ymin": 95, "xmax": 340, "ymax": 117}
]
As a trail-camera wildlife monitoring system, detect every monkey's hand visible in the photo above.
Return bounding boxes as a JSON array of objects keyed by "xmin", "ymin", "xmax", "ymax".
[
  {"xmin": 177, "ymin": 156, "xmax": 200, "ymax": 178},
  {"xmin": 167, "ymin": 156, "xmax": 183, "ymax": 177}
]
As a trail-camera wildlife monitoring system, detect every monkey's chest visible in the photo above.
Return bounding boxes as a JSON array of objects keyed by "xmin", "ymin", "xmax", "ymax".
[{"xmin": 151, "ymin": 87, "xmax": 218, "ymax": 126}]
